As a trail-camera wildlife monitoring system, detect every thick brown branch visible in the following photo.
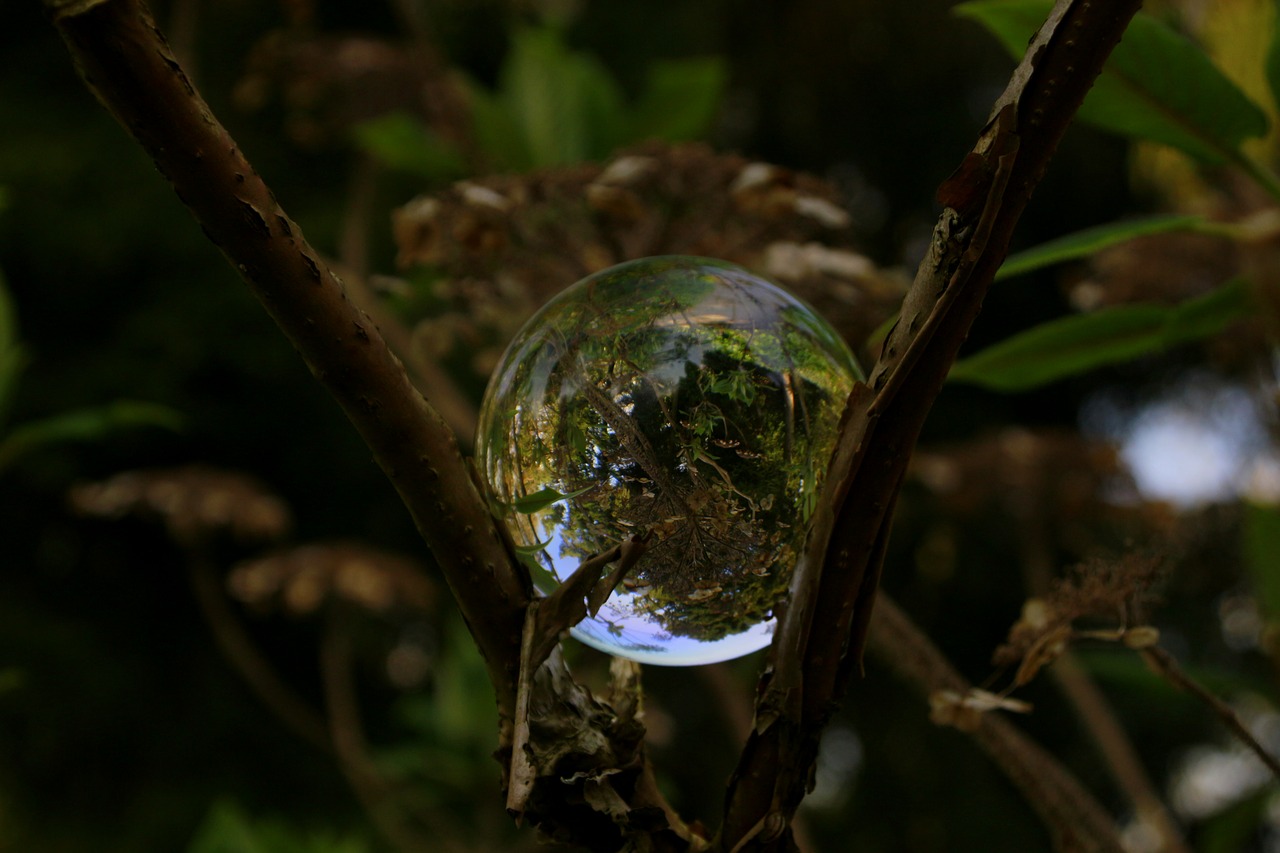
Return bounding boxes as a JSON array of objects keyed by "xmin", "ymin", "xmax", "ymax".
[
  {"xmin": 721, "ymin": 1, "xmax": 1144, "ymax": 849},
  {"xmin": 44, "ymin": 0, "xmax": 530, "ymax": 724}
]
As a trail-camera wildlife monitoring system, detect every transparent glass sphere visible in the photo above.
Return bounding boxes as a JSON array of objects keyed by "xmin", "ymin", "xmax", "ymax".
[{"xmin": 476, "ymin": 256, "xmax": 863, "ymax": 665}]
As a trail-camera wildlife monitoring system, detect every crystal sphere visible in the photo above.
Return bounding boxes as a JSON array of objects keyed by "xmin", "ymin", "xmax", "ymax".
[{"xmin": 476, "ymin": 256, "xmax": 862, "ymax": 665}]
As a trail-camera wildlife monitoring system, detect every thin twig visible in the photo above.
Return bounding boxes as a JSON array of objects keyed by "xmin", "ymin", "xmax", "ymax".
[
  {"xmin": 319, "ymin": 615, "xmax": 464, "ymax": 853},
  {"xmin": 1141, "ymin": 645, "xmax": 1280, "ymax": 779},
  {"xmin": 333, "ymin": 263, "xmax": 479, "ymax": 441},
  {"xmin": 1052, "ymin": 655, "xmax": 1190, "ymax": 851},
  {"xmin": 186, "ymin": 554, "xmax": 332, "ymax": 753},
  {"xmin": 1017, "ymin": 507, "xmax": 1189, "ymax": 851},
  {"xmin": 868, "ymin": 594, "xmax": 1125, "ymax": 853},
  {"xmin": 338, "ymin": 153, "xmax": 379, "ymax": 279}
]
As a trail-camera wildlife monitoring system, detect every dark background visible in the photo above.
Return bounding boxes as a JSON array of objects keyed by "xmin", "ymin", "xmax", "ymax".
[{"xmin": 1, "ymin": 1, "xmax": 1245, "ymax": 851}]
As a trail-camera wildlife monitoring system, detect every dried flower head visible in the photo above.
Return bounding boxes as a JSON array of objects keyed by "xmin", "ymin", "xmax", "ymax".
[
  {"xmin": 69, "ymin": 466, "xmax": 292, "ymax": 546},
  {"xmin": 228, "ymin": 541, "xmax": 435, "ymax": 617},
  {"xmin": 929, "ymin": 688, "xmax": 1032, "ymax": 732},
  {"xmin": 993, "ymin": 554, "xmax": 1165, "ymax": 684},
  {"xmin": 391, "ymin": 140, "xmax": 904, "ymax": 379}
]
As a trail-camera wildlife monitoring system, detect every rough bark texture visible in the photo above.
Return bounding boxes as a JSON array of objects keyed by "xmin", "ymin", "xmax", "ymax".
[
  {"xmin": 43, "ymin": 0, "xmax": 531, "ymax": 728},
  {"xmin": 44, "ymin": 0, "xmax": 1145, "ymax": 850},
  {"xmin": 718, "ymin": 2, "xmax": 1145, "ymax": 849}
]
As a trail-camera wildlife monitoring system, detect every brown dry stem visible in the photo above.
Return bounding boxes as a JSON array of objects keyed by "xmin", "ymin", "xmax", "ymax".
[
  {"xmin": 1141, "ymin": 645, "xmax": 1280, "ymax": 779},
  {"xmin": 869, "ymin": 595, "xmax": 1125, "ymax": 853},
  {"xmin": 719, "ymin": 2, "xmax": 1144, "ymax": 849},
  {"xmin": 45, "ymin": 0, "xmax": 1148, "ymax": 849},
  {"xmin": 320, "ymin": 616, "xmax": 464, "ymax": 853},
  {"xmin": 43, "ymin": 0, "xmax": 530, "ymax": 730},
  {"xmin": 187, "ymin": 555, "xmax": 332, "ymax": 753}
]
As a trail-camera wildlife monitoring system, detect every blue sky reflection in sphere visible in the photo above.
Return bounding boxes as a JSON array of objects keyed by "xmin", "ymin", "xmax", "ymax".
[{"xmin": 477, "ymin": 257, "xmax": 862, "ymax": 665}]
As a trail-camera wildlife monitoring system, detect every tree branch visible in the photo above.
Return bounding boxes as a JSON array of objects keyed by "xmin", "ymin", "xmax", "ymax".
[
  {"xmin": 42, "ymin": 0, "xmax": 530, "ymax": 726},
  {"xmin": 869, "ymin": 595, "xmax": 1126, "ymax": 853},
  {"xmin": 186, "ymin": 555, "xmax": 332, "ymax": 753},
  {"xmin": 721, "ymin": 1, "xmax": 1145, "ymax": 849}
]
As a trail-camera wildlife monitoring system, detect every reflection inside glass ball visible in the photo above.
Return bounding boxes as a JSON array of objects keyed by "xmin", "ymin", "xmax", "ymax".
[{"xmin": 476, "ymin": 256, "xmax": 862, "ymax": 665}]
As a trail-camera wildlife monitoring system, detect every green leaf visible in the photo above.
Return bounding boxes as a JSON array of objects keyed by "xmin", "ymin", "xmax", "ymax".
[
  {"xmin": 995, "ymin": 214, "xmax": 1206, "ymax": 281},
  {"xmin": 628, "ymin": 57, "xmax": 726, "ymax": 142},
  {"xmin": 509, "ymin": 484, "xmax": 592, "ymax": 515},
  {"xmin": 351, "ymin": 112, "xmax": 464, "ymax": 181},
  {"xmin": 0, "ymin": 400, "xmax": 183, "ymax": 473},
  {"xmin": 949, "ymin": 278, "xmax": 1251, "ymax": 391},
  {"xmin": 514, "ymin": 538, "xmax": 552, "ymax": 555},
  {"xmin": 479, "ymin": 27, "xmax": 628, "ymax": 169},
  {"xmin": 467, "ymin": 85, "xmax": 530, "ymax": 170},
  {"xmin": 1243, "ymin": 501, "xmax": 1280, "ymax": 620},
  {"xmin": 956, "ymin": 1, "xmax": 1269, "ymax": 164}
]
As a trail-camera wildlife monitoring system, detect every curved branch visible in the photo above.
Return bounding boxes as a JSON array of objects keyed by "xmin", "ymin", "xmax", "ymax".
[
  {"xmin": 721, "ymin": 1, "xmax": 1145, "ymax": 849},
  {"xmin": 868, "ymin": 595, "xmax": 1125, "ymax": 853},
  {"xmin": 43, "ymin": 0, "xmax": 530, "ymax": 724},
  {"xmin": 186, "ymin": 556, "xmax": 332, "ymax": 753}
]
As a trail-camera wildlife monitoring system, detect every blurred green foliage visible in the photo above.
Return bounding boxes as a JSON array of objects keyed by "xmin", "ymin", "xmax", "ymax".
[
  {"xmin": 465, "ymin": 26, "xmax": 725, "ymax": 170},
  {"xmin": 187, "ymin": 801, "xmax": 372, "ymax": 853},
  {"xmin": 3, "ymin": 1, "xmax": 1280, "ymax": 852}
]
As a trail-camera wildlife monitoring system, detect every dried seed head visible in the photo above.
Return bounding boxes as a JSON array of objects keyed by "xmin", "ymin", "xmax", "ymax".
[
  {"xmin": 69, "ymin": 466, "xmax": 291, "ymax": 546},
  {"xmin": 390, "ymin": 141, "xmax": 904, "ymax": 380},
  {"xmin": 228, "ymin": 541, "xmax": 434, "ymax": 617}
]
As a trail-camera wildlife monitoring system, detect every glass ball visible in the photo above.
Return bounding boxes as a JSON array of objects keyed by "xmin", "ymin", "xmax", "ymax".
[{"xmin": 476, "ymin": 256, "xmax": 863, "ymax": 666}]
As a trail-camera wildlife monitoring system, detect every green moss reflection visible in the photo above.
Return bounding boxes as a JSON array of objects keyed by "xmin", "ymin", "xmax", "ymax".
[{"xmin": 477, "ymin": 256, "xmax": 862, "ymax": 665}]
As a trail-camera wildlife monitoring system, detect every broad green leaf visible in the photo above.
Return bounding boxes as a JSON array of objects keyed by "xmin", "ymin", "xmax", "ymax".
[
  {"xmin": 995, "ymin": 214, "xmax": 1206, "ymax": 281},
  {"xmin": 628, "ymin": 57, "xmax": 727, "ymax": 142},
  {"xmin": 949, "ymin": 278, "xmax": 1251, "ymax": 391},
  {"xmin": 509, "ymin": 484, "xmax": 592, "ymax": 515},
  {"xmin": 956, "ymin": 1, "xmax": 1269, "ymax": 164},
  {"xmin": 468, "ymin": 86, "xmax": 531, "ymax": 171},
  {"xmin": 1243, "ymin": 501, "xmax": 1280, "ymax": 619},
  {"xmin": 497, "ymin": 27, "xmax": 627, "ymax": 168},
  {"xmin": 351, "ymin": 112, "xmax": 464, "ymax": 180},
  {"xmin": 0, "ymin": 400, "xmax": 182, "ymax": 473}
]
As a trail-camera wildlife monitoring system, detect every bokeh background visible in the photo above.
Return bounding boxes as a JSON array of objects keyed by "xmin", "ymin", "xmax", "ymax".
[{"xmin": 3, "ymin": 0, "xmax": 1278, "ymax": 850}]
